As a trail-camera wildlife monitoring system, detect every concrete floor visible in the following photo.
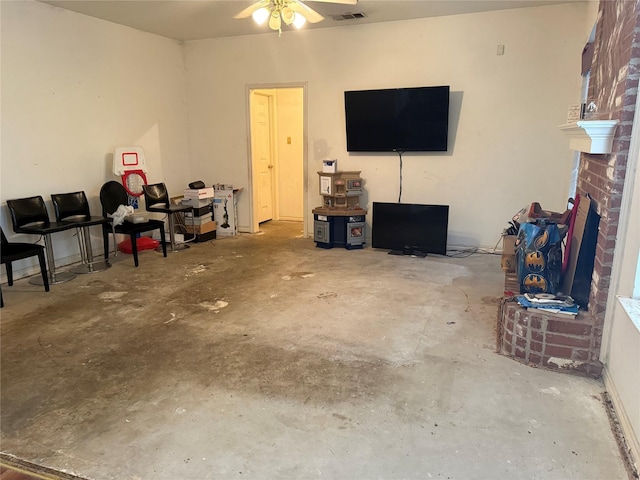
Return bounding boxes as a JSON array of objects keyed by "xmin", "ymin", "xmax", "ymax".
[{"xmin": 0, "ymin": 221, "xmax": 627, "ymax": 480}]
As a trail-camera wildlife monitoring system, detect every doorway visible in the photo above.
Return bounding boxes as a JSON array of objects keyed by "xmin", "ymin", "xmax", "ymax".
[{"xmin": 248, "ymin": 85, "xmax": 306, "ymax": 235}]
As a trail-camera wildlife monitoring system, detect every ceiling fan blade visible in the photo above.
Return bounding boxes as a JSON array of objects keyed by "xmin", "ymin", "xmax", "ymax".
[
  {"xmin": 306, "ymin": 0, "xmax": 358, "ymax": 4},
  {"xmin": 233, "ymin": 0, "xmax": 271, "ymax": 19},
  {"xmin": 288, "ymin": 1, "xmax": 325, "ymax": 23}
]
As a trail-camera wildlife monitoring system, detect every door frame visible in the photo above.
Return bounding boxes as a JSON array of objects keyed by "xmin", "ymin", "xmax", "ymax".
[{"xmin": 245, "ymin": 82, "xmax": 308, "ymax": 236}]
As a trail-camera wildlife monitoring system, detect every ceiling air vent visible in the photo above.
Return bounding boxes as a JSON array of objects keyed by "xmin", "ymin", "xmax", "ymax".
[{"xmin": 331, "ymin": 12, "xmax": 367, "ymax": 21}]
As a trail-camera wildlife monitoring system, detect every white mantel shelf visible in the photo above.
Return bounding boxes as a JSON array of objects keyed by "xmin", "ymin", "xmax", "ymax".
[{"xmin": 558, "ymin": 120, "xmax": 619, "ymax": 154}]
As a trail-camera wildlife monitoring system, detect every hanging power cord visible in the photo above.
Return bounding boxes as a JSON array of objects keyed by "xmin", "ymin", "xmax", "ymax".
[
  {"xmin": 164, "ymin": 200, "xmax": 197, "ymax": 245},
  {"xmin": 173, "ymin": 210, "xmax": 196, "ymax": 244},
  {"xmin": 397, "ymin": 150, "xmax": 403, "ymax": 203},
  {"xmin": 446, "ymin": 233, "xmax": 506, "ymax": 258},
  {"xmin": 157, "ymin": 212, "xmax": 192, "ymax": 244},
  {"xmin": 392, "ymin": 150, "xmax": 504, "ymax": 258}
]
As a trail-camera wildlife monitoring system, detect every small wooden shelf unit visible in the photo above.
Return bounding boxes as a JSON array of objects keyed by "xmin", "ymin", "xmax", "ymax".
[{"xmin": 313, "ymin": 171, "xmax": 366, "ymax": 249}]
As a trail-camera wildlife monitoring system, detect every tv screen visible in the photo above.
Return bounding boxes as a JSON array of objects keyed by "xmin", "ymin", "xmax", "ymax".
[
  {"xmin": 372, "ymin": 202, "xmax": 449, "ymax": 256},
  {"xmin": 345, "ymin": 86, "xmax": 450, "ymax": 152}
]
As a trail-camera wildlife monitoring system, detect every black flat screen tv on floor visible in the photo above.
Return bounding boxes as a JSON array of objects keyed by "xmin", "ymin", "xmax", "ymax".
[
  {"xmin": 372, "ymin": 202, "xmax": 449, "ymax": 256},
  {"xmin": 344, "ymin": 86, "xmax": 450, "ymax": 152}
]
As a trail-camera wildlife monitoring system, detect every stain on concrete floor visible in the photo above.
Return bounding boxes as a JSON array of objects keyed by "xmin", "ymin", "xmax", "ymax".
[{"xmin": 0, "ymin": 221, "xmax": 628, "ymax": 480}]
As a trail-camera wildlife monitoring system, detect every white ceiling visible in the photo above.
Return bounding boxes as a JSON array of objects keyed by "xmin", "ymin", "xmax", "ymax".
[{"xmin": 39, "ymin": 0, "xmax": 583, "ymax": 41}]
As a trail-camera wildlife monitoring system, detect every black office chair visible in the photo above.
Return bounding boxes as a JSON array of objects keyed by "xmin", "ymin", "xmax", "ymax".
[
  {"xmin": 6, "ymin": 195, "xmax": 76, "ymax": 285},
  {"xmin": 1, "ymin": 227, "xmax": 50, "ymax": 308},
  {"xmin": 51, "ymin": 191, "xmax": 110, "ymax": 274},
  {"xmin": 99, "ymin": 181, "xmax": 167, "ymax": 267},
  {"xmin": 142, "ymin": 183, "xmax": 192, "ymax": 252}
]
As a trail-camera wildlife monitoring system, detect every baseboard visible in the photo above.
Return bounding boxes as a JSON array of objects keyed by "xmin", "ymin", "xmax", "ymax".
[
  {"xmin": 0, "ymin": 452, "xmax": 88, "ymax": 479},
  {"xmin": 1, "ymin": 251, "xmax": 85, "ymax": 284},
  {"xmin": 603, "ymin": 368, "xmax": 640, "ymax": 478}
]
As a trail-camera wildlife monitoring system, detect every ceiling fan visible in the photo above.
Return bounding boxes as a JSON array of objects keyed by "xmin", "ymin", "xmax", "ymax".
[{"xmin": 234, "ymin": 0, "xmax": 358, "ymax": 34}]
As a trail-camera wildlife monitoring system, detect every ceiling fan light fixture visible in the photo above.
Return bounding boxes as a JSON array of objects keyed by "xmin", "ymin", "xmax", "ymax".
[
  {"xmin": 252, "ymin": 7, "xmax": 271, "ymax": 25},
  {"xmin": 281, "ymin": 6, "xmax": 296, "ymax": 25},
  {"xmin": 293, "ymin": 12, "xmax": 307, "ymax": 29},
  {"xmin": 236, "ymin": 0, "xmax": 329, "ymax": 34},
  {"xmin": 268, "ymin": 10, "xmax": 282, "ymax": 31}
]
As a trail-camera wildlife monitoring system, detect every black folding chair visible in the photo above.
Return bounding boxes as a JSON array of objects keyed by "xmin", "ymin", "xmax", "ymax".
[
  {"xmin": 99, "ymin": 181, "xmax": 167, "ymax": 267},
  {"xmin": 1, "ymin": 227, "xmax": 49, "ymax": 307},
  {"xmin": 6, "ymin": 195, "xmax": 76, "ymax": 284},
  {"xmin": 142, "ymin": 182, "xmax": 192, "ymax": 252},
  {"xmin": 51, "ymin": 191, "xmax": 110, "ymax": 274}
]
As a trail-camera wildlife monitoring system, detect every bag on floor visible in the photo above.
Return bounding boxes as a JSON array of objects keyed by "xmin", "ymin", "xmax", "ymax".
[{"xmin": 515, "ymin": 222, "xmax": 563, "ymax": 294}]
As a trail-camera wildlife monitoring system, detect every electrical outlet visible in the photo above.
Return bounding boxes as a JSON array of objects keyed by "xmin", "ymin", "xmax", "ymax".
[{"xmin": 497, "ymin": 44, "xmax": 505, "ymax": 56}]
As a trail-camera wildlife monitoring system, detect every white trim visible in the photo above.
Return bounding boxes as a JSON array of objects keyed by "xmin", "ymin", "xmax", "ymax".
[
  {"xmin": 618, "ymin": 296, "xmax": 640, "ymax": 333},
  {"xmin": 244, "ymin": 86, "xmax": 257, "ymax": 233},
  {"xmin": 245, "ymin": 82, "xmax": 308, "ymax": 237},
  {"xmin": 603, "ymin": 367, "xmax": 640, "ymax": 474},
  {"xmin": 601, "ymin": 89, "xmax": 640, "ymax": 362},
  {"xmin": 1, "ymin": 252, "xmax": 84, "ymax": 284},
  {"xmin": 557, "ymin": 120, "xmax": 619, "ymax": 154}
]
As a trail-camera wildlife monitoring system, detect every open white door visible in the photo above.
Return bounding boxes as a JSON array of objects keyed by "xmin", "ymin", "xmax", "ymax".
[{"xmin": 251, "ymin": 91, "xmax": 275, "ymax": 225}]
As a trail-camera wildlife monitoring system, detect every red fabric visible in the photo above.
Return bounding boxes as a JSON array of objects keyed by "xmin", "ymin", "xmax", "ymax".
[{"xmin": 118, "ymin": 236, "xmax": 159, "ymax": 254}]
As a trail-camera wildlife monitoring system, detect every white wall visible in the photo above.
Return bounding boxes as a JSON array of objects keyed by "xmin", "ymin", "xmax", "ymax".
[
  {"xmin": 1, "ymin": 1, "xmax": 191, "ymax": 274},
  {"xmin": 183, "ymin": 3, "xmax": 593, "ymax": 246},
  {"xmin": 0, "ymin": 0, "xmax": 596, "ymax": 280}
]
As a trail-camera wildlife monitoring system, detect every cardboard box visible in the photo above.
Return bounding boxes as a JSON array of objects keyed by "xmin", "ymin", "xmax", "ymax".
[
  {"xmin": 501, "ymin": 235, "xmax": 516, "ymax": 273},
  {"xmin": 184, "ymin": 205, "xmax": 212, "ymax": 217},
  {"xmin": 322, "ymin": 159, "xmax": 337, "ymax": 173},
  {"xmin": 183, "ymin": 187, "xmax": 214, "ymax": 200},
  {"xmin": 182, "ymin": 198, "xmax": 212, "ymax": 208},
  {"xmin": 185, "ymin": 213, "xmax": 213, "ymax": 225},
  {"xmin": 184, "ymin": 221, "xmax": 217, "ymax": 235},
  {"xmin": 213, "ymin": 184, "xmax": 239, "ymax": 237}
]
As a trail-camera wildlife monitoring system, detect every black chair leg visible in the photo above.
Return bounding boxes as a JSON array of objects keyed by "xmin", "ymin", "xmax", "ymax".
[
  {"xmin": 103, "ymin": 225, "xmax": 110, "ymax": 261},
  {"xmin": 130, "ymin": 234, "xmax": 140, "ymax": 267},
  {"xmin": 37, "ymin": 251, "xmax": 50, "ymax": 292},
  {"xmin": 159, "ymin": 226, "xmax": 167, "ymax": 258},
  {"xmin": 6, "ymin": 262, "xmax": 13, "ymax": 286}
]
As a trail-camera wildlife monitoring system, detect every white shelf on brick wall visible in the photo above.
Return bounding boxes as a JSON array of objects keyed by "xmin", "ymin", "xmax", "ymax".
[{"xmin": 557, "ymin": 120, "xmax": 619, "ymax": 154}]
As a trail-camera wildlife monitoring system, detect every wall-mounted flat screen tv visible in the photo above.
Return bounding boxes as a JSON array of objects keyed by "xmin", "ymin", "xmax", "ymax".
[
  {"xmin": 345, "ymin": 86, "xmax": 450, "ymax": 152},
  {"xmin": 372, "ymin": 202, "xmax": 449, "ymax": 256}
]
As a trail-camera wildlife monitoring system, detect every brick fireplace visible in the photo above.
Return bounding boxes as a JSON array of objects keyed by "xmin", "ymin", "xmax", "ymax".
[{"xmin": 498, "ymin": 0, "xmax": 640, "ymax": 377}]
